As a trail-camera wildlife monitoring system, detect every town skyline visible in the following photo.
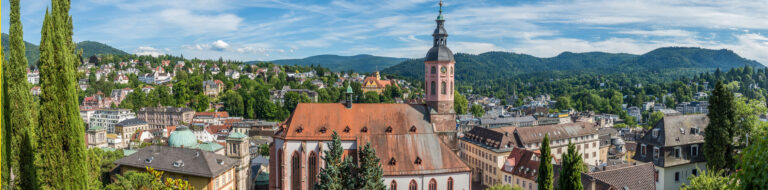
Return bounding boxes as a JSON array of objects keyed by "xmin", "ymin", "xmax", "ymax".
[{"xmin": 3, "ymin": 0, "xmax": 768, "ymax": 65}]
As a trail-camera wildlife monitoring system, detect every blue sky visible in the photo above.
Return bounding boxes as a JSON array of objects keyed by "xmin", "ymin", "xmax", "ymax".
[{"xmin": 3, "ymin": 0, "xmax": 768, "ymax": 64}]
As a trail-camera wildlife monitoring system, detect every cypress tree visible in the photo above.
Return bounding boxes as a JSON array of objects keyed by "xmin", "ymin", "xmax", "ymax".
[
  {"xmin": 4, "ymin": 0, "xmax": 40, "ymax": 189},
  {"xmin": 316, "ymin": 131, "xmax": 344, "ymax": 190},
  {"xmin": 1, "ymin": 27, "xmax": 6, "ymax": 190},
  {"xmin": 38, "ymin": 0, "xmax": 88, "ymax": 188},
  {"xmin": 704, "ymin": 81, "xmax": 736, "ymax": 172},
  {"xmin": 537, "ymin": 134, "xmax": 553, "ymax": 190},
  {"xmin": 557, "ymin": 143, "xmax": 583, "ymax": 190},
  {"xmin": 357, "ymin": 143, "xmax": 385, "ymax": 190}
]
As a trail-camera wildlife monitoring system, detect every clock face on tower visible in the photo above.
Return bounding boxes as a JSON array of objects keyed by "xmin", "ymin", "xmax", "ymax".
[{"xmin": 441, "ymin": 66, "xmax": 447, "ymax": 73}]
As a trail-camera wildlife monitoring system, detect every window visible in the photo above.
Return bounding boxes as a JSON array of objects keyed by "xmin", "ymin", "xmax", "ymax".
[
  {"xmin": 675, "ymin": 172, "xmax": 680, "ymax": 182},
  {"xmin": 409, "ymin": 180, "xmax": 418, "ymax": 190},
  {"xmin": 291, "ymin": 152, "xmax": 301, "ymax": 190},
  {"xmin": 675, "ymin": 147, "xmax": 681, "ymax": 159},
  {"xmin": 592, "ymin": 152, "xmax": 596, "ymax": 158},
  {"xmin": 390, "ymin": 181, "xmax": 397, "ymax": 190},
  {"xmin": 447, "ymin": 177, "xmax": 453, "ymax": 190},
  {"xmin": 641, "ymin": 144, "xmax": 647, "ymax": 157},
  {"xmin": 653, "ymin": 147, "xmax": 660, "ymax": 160},
  {"xmin": 655, "ymin": 170, "xmax": 659, "ymax": 182},
  {"xmin": 692, "ymin": 169, "xmax": 698, "ymax": 176},
  {"xmin": 431, "ymin": 66, "xmax": 436, "ymax": 74},
  {"xmin": 450, "ymin": 67, "xmax": 454, "ymax": 74},
  {"xmin": 652, "ymin": 129, "xmax": 660, "ymax": 137},
  {"xmin": 278, "ymin": 150, "xmax": 283, "ymax": 187},
  {"xmin": 441, "ymin": 82, "xmax": 447, "ymax": 94},
  {"xmin": 429, "ymin": 179, "xmax": 437, "ymax": 190},
  {"xmin": 431, "ymin": 81, "xmax": 436, "ymax": 95},
  {"xmin": 691, "ymin": 128, "xmax": 700, "ymax": 135},
  {"xmin": 450, "ymin": 82, "xmax": 453, "ymax": 95},
  {"xmin": 308, "ymin": 152, "xmax": 318, "ymax": 190},
  {"xmin": 692, "ymin": 145, "xmax": 699, "ymax": 157}
]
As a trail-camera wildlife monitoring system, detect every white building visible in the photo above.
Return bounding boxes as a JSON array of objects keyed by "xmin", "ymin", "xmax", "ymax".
[
  {"xmin": 513, "ymin": 122, "xmax": 601, "ymax": 166},
  {"xmin": 633, "ymin": 114, "xmax": 708, "ymax": 190},
  {"xmin": 89, "ymin": 108, "xmax": 137, "ymax": 133}
]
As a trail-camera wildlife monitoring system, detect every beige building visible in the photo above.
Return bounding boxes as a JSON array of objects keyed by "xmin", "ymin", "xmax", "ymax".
[
  {"xmin": 86, "ymin": 126, "xmax": 108, "ymax": 148},
  {"xmin": 459, "ymin": 126, "xmax": 517, "ymax": 187},
  {"xmin": 136, "ymin": 106, "xmax": 195, "ymax": 128},
  {"xmin": 114, "ymin": 146, "xmax": 238, "ymax": 190},
  {"xmin": 114, "ymin": 118, "xmax": 151, "ymax": 148},
  {"xmin": 513, "ymin": 122, "xmax": 600, "ymax": 166}
]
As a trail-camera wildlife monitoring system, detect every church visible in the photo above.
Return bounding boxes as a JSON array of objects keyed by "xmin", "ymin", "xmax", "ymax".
[{"xmin": 269, "ymin": 3, "xmax": 470, "ymax": 190}]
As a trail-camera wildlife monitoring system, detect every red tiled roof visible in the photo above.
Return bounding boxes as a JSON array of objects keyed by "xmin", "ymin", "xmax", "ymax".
[
  {"xmin": 279, "ymin": 103, "xmax": 469, "ymax": 175},
  {"xmin": 502, "ymin": 148, "xmax": 543, "ymax": 180},
  {"xmin": 206, "ymin": 125, "xmax": 231, "ymax": 135}
]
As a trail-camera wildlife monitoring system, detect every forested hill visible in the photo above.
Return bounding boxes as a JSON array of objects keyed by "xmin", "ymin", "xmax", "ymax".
[
  {"xmin": 261, "ymin": 54, "xmax": 407, "ymax": 73},
  {"xmin": 382, "ymin": 47, "xmax": 763, "ymax": 82},
  {"xmin": 2, "ymin": 33, "xmax": 128, "ymax": 66}
]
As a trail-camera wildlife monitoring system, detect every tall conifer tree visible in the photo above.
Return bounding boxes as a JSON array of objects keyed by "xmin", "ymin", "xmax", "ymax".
[
  {"xmin": 704, "ymin": 81, "xmax": 736, "ymax": 172},
  {"xmin": 38, "ymin": 0, "xmax": 88, "ymax": 188},
  {"xmin": 4, "ymin": 0, "xmax": 40, "ymax": 189},
  {"xmin": 357, "ymin": 143, "xmax": 385, "ymax": 190},
  {"xmin": 537, "ymin": 134, "xmax": 553, "ymax": 190},
  {"xmin": 557, "ymin": 143, "xmax": 583, "ymax": 190}
]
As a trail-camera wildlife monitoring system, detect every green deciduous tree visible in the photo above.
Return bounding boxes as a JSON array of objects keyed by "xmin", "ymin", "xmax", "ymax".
[
  {"xmin": 37, "ymin": 0, "xmax": 90, "ymax": 188},
  {"xmin": 557, "ymin": 143, "xmax": 583, "ymax": 190},
  {"xmin": 647, "ymin": 111, "xmax": 664, "ymax": 126},
  {"xmin": 679, "ymin": 169, "xmax": 735, "ymax": 190},
  {"xmin": 362, "ymin": 91, "xmax": 380, "ymax": 103},
  {"xmin": 704, "ymin": 81, "xmax": 736, "ymax": 172},
  {"xmin": 3, "ymin": 0, "xmax": 39, "ymax": 189},
  {"xmin": 736, "ymin": 130, "xmax": 768, "ymax": 190},
  {"xmin": 454, "ymin": 91, "xmax": 468, "ymax": 115},
  {"xmin": 537, "ymin": 134, "xmax": 553, "ymax": 190},
  {"xmin": 470, "ymin": 104, "xmax": 485, "ymax": 118}
]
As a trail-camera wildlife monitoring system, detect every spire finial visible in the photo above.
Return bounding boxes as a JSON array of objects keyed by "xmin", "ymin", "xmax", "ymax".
[
  {"xmin": 439, "ymin": 0, "xmax": 443, "ymax": 14},
  {"xmin": 437, "ymin": 0, "xmax": 445, "ymax": 20}
]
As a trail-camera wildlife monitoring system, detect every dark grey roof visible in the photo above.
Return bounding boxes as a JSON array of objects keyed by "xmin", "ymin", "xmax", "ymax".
[
  {"xmin": 116, "ymin": 118, "xmax": 148, "ymax": 127},
  {"xmin": 114, "ymin": 146, "xmax": 237, "ymax": 178},
  {"xmin": 138, "ymin": 106, "xmax": 194, "ymax": 113},
  {"xmin": 479, "ymin": 116, "xmax": 536, "ymax": 125},
  {"xmin": 581, "ymin": 162, "xmax": 656, "ymax": 190},
  {"xmin": 642, "ymin": 114, "xmax": 708, "ymax": 147},
  {"xmin": 462, "ymin": 126, "xmax": 516, "ymax": 152},
  {"xmin": 425, "ymin": 46, "xmax": 454, "ymax": 62}
]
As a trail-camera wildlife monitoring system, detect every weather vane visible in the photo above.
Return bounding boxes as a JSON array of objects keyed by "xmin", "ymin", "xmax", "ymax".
[{"xmin": 439, "ymin": 0, "xmax": 443, "ymax": 14}]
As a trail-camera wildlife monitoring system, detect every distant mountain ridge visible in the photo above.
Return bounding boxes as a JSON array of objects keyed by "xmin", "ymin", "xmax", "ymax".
[
  {"xmin": 256, "ymin": 54, "xmax": 407, "ymax": 73},
  {"xmin": 2, "ymin": 33, "xmax": 128, "ymax": 66},
  {"xmin": 382, "ymin": 47, "xmax": 763, "ymax": 82}
]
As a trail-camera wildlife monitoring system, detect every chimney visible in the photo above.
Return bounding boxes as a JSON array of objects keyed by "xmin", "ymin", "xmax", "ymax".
[{"xmin": 345, "ymin": 85, "xmax": 353, "ymax": 108}]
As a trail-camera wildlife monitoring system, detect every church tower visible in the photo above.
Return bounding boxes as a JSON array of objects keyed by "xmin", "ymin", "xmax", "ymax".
[
  {"xmin": 425, "ymin": 0, "xmax": 455, "ymax": 114},
  {"xmin": 426, "ymin": 1, "xmax": 458, "ymax": 150}
]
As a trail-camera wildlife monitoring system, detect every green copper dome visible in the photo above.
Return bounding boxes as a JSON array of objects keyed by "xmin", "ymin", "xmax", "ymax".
[
  {"xmin": 346, "ymin": 85, "xmax": 353, "ymax": 94},
  {"xmin": 168, "ymin": 126, "xmax": 198, "ymax": 148}
]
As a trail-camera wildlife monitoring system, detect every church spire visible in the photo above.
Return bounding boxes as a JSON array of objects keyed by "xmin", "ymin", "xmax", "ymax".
[{"xmin": 438, "ymin": 0, "xmax": 444, "ymax": 20}]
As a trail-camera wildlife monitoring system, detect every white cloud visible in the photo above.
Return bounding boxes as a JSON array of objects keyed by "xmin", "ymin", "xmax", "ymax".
[
  {"xmin": 159, "ymin": 9, "xmax": 242, "ymax": 33},
  {"xmin": 616, "ymin": 30, "xmax": 697, "ymax": 37},
  {"xmin": 211, "ymin": 40, "xmax": 230, "ymax": 51},
  {"xmin": 134, "ymin": 46, "xmax": 166, "ymax": 57}
]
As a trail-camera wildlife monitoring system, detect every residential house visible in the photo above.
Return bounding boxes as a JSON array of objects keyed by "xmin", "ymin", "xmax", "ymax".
[
  {"xmin": 136, "ymin": 106, "xmax": 195, "ymax": 128},
  {"xmin": 479, "ymin": 116, "xmax": 537, "ymax": 128},
  {"xmin": 30, "ymin": 86, "xmax": 41, "ymax": 96},
  {"xmin": 114, "ymin": 118, "xmax": 151, "ymax": 148},
  {"xmin": 633, "ymin": 114, "xmax": 708, "ymax": 190},
  {"xmin": 268, "ymin": 86, "xmax": 318, "ymax": 105},
  {"xmin": 361, "ymin": 71, "xmax": 396, "ymax": 93},
  {"xmin": 86, "ymin": 126, "xmax": 108, "ymax": 148},
  {"xmin": 581, "ymin": 163, "xmax": 656, "ymax": 190},
  {"xmin": 675, "ymin": 101, "xmax": 709, "ymax": 114},
  {"xmin": 514, "ymin": 122, "xmax": 601, "ymax": 166},
  {"xmin": 460, "ymin": 126, "xmax": 517, "ymax": 187},
  {"xmin": 113, "ymin": 146, "xmax": 239, "ymax": 190},
  {"xmin": 90, "ymin": 108, "xmax": 136, "ymax": 134},
  {"xmin": 203, "ymin": 80, "xmax": 224, "ymax": 97},
  {"xmin": 27, "ymin": 69, "xmax": 39, "ymax": 84}
]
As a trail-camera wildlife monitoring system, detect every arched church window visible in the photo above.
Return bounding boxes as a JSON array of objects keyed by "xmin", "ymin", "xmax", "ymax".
[
  {"xmin": 409, "ymin": 180, "xmax": 418, "ymax": 190},
  {"xmin": 451, "ymin": 82, "xmax": 453, "ymax": 95},
  {"xmin": 431, "ymin": 66, "xmax": 436, "ymax": 74},
  {"xmin": 291, "ymin": 151, "xmax": 301, "ymax": 190},
  {"xmin": 431, "ymin": 81, "xmax": 436, "ymax": 95},
  {"xmin": 450, "ymin": 67, "xmax": 454, "ymax": 74},
  {"xmin": 441, "ymin": 82, "xmax": 447, "ymax": 94},
  {"xmin": 308, "ymin": 152, "xmax": 318, "ymax": 190}
]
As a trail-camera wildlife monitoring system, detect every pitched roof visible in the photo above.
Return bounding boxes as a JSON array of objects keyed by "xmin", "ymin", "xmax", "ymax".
[
  {"xmin": 581, "ymin": 162, "xmax": 656, "ymax": 190},
  {"xmin": 114, "ymin": 145, "xmax": 237, "ymax": 178},
  {"xmin": 116, "ymin": 118, "xmax": 148, "ymax": 127},
  {"xmin": 278, "ymin": 103, "xmax": 469, "ymax": 175},
  {"xmin": 646, "ymin": 114, "xmax": 708, "ymax": 147},
  {"xmin": 501, "ymin": 148, "xmax": 542, "ymax": 180},
  {"xmin": 514, "ymin": 122, "xmax": 598, "ymax": 146},
  {"xmin": 359, "ymin": 134, "xmax": 470, "ymax": 175},
  {"xmin": 462, "ymin": 126, "xmax": 517, "ymax": 152},
  {"xmin": 479, "ymin": 116, "xmax": 536, "ymax": 125}
]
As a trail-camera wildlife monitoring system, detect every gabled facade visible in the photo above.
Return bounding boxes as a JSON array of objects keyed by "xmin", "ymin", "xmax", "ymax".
[{"xmin": 632, "ymin": 114, "xmax": 708, "ymax": 190}]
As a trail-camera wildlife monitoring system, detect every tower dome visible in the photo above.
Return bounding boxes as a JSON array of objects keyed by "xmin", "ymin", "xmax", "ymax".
[
  {"xmin": 425, "ymin": 0, "xmax": 453, "ymax": 62},
  {"xmin": 168, "ymin": 126, "xmax": 198, "ymax": 148}
]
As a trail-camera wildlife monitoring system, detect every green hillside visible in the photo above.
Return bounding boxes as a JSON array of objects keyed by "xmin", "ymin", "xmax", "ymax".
[
  {"xmin": 382, "ymin": 47, "xmax": 763, "ymax": 83},
  {"xmin": 260, "ymin": 54, "xmax": 407, "ymax": 73},
  {"xmin": 2, "ymin": 33, "xmax": 128, "ymax": 66}
]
